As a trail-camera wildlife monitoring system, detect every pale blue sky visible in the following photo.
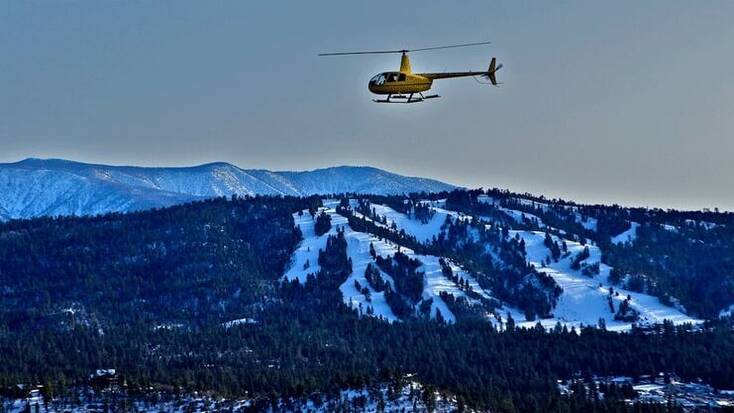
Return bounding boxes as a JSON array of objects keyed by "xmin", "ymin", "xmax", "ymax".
[{"xmin": 1, "ymin": 1, "xmax": 733, "ymax": 210}]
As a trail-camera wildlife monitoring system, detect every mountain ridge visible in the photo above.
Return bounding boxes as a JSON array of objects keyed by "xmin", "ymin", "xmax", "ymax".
[{"xmin": 0, "ymin": 158, "xmax": 458, "ymax": 220}]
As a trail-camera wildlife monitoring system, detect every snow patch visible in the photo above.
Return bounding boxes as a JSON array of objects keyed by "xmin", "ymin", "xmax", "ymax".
[
  {"xmin": 222, "ymin": 318, "xmax": 258, "ymax": 329},
  {"xmin": 611, "ymin": 222, "xmax": 640, "ymax": 245}
]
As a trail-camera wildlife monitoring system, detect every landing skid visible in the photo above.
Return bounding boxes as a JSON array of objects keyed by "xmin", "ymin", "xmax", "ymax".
[{"xmin": 373, "ymin": 93, "xmax": 440, "ymax": 104}]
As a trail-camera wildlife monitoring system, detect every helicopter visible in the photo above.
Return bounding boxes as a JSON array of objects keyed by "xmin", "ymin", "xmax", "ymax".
[{"xmin": 319, "ymin": 41, "xmax": 502, "ymax": 103}]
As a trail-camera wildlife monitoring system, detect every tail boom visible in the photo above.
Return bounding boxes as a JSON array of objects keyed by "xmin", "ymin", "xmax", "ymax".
[{"xmin": 416, "ymin": 57, "xmax": 502, "ymax": 85}]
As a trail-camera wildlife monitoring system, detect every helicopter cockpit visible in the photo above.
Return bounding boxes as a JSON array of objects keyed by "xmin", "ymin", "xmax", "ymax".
[{"xmin": 369, "ymin": 72, "xmax": 406, "ymax": 86}]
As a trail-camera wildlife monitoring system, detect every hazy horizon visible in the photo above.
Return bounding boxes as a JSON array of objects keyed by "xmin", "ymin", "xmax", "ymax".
[{"xmin": 2, "ymin": 1, "xmax": 733, "ymax": 211}]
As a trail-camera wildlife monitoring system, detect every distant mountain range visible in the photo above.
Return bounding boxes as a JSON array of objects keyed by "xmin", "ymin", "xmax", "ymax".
[{"xmin": 0, "ymin": 158, "xmax": 457, "ymax": 220}]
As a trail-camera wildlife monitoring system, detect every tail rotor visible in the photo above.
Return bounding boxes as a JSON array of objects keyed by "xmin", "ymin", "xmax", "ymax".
[{"xmin": 487, "ymin": 57, "xmax": 503, "ymax": 86}]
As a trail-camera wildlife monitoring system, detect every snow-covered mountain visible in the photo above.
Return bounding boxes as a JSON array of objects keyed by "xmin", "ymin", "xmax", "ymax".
[
  {"xmin": 285, "ymin": 199, "xmax": 702, "ymax": 332},
  {"xmin": 0, "ymin": 158, "xmax": 456, "ymax": 220}
]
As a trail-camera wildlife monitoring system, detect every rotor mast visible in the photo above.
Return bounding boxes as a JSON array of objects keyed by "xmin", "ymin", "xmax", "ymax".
[{"xmin": 399, "ymin": 52, "xmax": 412, "ymax": 74}]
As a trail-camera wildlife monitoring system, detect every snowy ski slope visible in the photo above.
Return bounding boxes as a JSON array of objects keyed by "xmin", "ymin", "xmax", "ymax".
[
  {"xmin": 512, "ymin": 229, "xmax": 699, "ymax": 331},
  {"xmin": 340, "ymin": 201, "xmax": 701, "ymax": 331},
  {"xmin": 284, "ymin": 205, "xmax": 496, "ymax": 323}
]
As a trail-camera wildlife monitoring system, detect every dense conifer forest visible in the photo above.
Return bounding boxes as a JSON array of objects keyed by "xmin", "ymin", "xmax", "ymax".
[{"xmin": 1, "ymin": 193, "xmax": 733, "ymax": 412}]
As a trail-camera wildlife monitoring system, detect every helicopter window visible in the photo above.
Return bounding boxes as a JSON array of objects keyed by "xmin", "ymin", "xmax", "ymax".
[
  {"xmin": 398, "ymin": 73, "xmax": 406, "ymax": 81},
  {"xmin": 386, "ymin": 73, "xmax": 399, "ymax": 82},
  {"xmin": 370, "ymin": 73, "xmax": 386, "ymax": 85}
]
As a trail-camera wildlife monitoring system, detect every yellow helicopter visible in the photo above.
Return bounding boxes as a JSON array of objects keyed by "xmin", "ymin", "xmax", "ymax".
[{"xmin": 319, "ymin": 41, "xmax": 502, "ymax": 103}]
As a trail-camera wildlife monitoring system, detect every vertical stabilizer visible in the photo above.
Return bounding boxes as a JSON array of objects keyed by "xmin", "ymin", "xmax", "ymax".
[{"xmin": 487, "ymin": 57, "xmax": 502, "ymax": 86}]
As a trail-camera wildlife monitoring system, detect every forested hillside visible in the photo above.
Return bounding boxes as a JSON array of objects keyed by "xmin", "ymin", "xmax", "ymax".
[
  {"xmin": 0, "ymin": 196, "xmax": 319, "ymax": 328},
  {"xmin": 1, "ymin": 192, "xmax": 733, "ymax": 412}
]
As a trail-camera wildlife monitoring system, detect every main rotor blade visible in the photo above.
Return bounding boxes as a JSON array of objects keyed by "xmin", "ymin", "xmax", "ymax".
[
  {"xmin": 318, "ymin": 41, "xmax": 491, "ymax": 56},
  {"xmin": 409, "ymin": 41, "xmax": 491, "ymax": 52},
  {"xmin": 318, "ymin": 50, "xmax": 407, "ymax": 56}
]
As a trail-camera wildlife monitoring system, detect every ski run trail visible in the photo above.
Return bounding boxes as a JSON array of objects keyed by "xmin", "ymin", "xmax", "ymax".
[{"xmin": 283, "ymin": 199, "xmax": 701, "ymax": 331}]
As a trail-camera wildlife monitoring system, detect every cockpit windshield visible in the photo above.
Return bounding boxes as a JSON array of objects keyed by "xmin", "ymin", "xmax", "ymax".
[{"xmin": 369, "ymin": 73, "xmax": 386, "ymax": 85}]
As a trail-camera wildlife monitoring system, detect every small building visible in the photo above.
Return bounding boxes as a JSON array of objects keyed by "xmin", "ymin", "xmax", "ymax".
[{"xmin": 89, "ymin": 368, "xmax": 120, "ymax": 389}]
